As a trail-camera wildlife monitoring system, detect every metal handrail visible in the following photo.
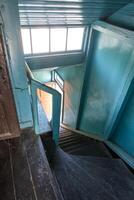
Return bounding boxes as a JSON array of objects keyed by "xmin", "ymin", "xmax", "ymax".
[{"xmin": 26, "ymin": 62, "xmax": 61, "ymax": 144}]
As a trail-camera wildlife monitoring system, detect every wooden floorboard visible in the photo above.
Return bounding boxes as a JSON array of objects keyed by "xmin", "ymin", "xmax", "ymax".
[
  {"xmin": 23, "ymin": 129, "xmax": 60, "ymax": 200},
  {"xmin": 10, "ymin": 137, "xmax": 36, "ymax": 200},
  {"xmin": 0, "ymin": 140, "xmax": 15, "ymax": 200},
  {"xmin": 0, "ymin": 128, "xmax": 59, "ymax": 200}
]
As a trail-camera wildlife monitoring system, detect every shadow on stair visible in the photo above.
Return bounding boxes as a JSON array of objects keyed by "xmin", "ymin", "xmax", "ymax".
[
  {"xmin": 41, "ymin": 128, "xmax": 134, "ymax": 200},
  {"xmin": 52, "ymin": 148, "xmax": 134, "ymax": 200}
]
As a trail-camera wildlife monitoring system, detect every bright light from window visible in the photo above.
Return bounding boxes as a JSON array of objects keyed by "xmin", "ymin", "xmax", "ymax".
[
  {"xmin": 67, "ymin": 27, "xmax": 84, "ymax": 51},
  {"xmin": 21, "ymin": 26, "xmax": 85, "ymax": 55},
  {"xmin": 31, "ymin": 28, "xmax": 49, "ymax": 53},
  {"xmin": 21, "ymin": 29, "xmax": 31, "ymax": 54},
  {"xmin": 50, "ymin": 28, "xmax": 67, "ymax": 52}
]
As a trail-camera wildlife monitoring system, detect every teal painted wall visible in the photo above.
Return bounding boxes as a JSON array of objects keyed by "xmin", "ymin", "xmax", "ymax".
[
  {"xmin": 107, "ymin": 2, "xmax": 134, "ymax": 30},
  {"xmin": 32, "ymin": 68, "xmax": 52, "ymax": 83},
  {"xmin": 30, "ymin": 64, "xmax": 85, "ymax": 129},
  {"xmin": 56, "ymin": 64, "xmax": 85, "ymax": 128},
  {"xmin": 105, "ymin": 2, "xmax": 134, "ymax": 160},
  {"xmin": 110, "ymin": 82, "xmax": 134, "ymax": 157},
  {"xmin": 0, "ymin": 0, "xmax": 33, "ymax": 128},
  {"xmin": 77, "ymin": 24, "xmax": 134, "ymax": 139},
  {"xmin": 26, "ymin": 53, "xmax": 84, "ymax": 70}
]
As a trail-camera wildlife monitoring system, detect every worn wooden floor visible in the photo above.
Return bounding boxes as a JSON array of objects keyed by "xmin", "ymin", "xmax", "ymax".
[
  {"xmin": 0, "ymin": 128, "xmax": 60, "ymax": 200},
  {"xmin": 1, "ymin": 123, "xmax": 133, "ymax": 200}
]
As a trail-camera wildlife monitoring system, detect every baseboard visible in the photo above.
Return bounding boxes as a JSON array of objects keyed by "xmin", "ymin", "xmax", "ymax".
[
  {"xmin": 106, "ymin": 141, "xmax": 134, "ymax": 169},
  {"xmin": 61, "ymin": 123, "xmax": 104, "ymax": 142}
]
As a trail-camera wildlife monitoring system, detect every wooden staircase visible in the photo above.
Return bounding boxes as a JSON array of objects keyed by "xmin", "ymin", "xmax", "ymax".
[
  {"xmin": 37, "ymin": 89, "xmax": 134, "ymax": 200},
  {"xmin": 52, "ymin": 148, "xmax": 134, "ymax": 200},
  {"xmin": 41, "ymin": 127, "xmax": 134, "ymax": 200},
  {"xmin": 59, "ymin": 127, "xmax": 111, "ymax": 157}
]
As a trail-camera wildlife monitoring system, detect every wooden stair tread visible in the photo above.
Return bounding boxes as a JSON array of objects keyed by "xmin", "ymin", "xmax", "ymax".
[{"xmin": 53, "ymin": 148, "xmax": 134, "ymax": 200}]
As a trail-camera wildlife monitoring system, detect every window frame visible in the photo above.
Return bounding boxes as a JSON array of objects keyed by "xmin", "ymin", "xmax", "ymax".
[
  {"xmin": 54, "ymin": 71, "xmax": 64, "ymax": 90},
  {"xmin": 66, "ymin": 27, "xmax": 85, "ymax": 51},
  {"xmin": 21, "ymin": 25, "xmax": 87, "ymax": 56}
]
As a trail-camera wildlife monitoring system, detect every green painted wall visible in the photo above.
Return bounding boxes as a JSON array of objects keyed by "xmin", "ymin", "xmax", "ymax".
[
  {"xmin": 77, "ymin": 24, "xmax": 134, "ymax": 139},
  {"xmin": 0, "ymin": 0, "xmax": 33, "ymax": 128},
  {"xmin": 56, "ymin": 64, "xmax": 85, "ymax": 128}
]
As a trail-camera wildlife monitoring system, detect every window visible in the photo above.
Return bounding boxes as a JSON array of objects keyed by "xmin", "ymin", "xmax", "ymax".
[
  {"xmin": 21, "ymin": 29, "xmax": 31, "ymax": 54},
  {"xmin": 67, "ymin": 28, "xmax": 84, "ymax": 50},
  {"xmin": 21, "ymin": 27, "xmax": 85, "ymax": 55},
  {"xmin": 54, "ymin": 71, "xmax": 64, "ymax": 90},
  {"xmin": 50, "ymin": 28, "xmax": 67, "ymax": 52},
  {"xmin": 31, "ymin": 28, "xmax": 49, "ymax": 53}
]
